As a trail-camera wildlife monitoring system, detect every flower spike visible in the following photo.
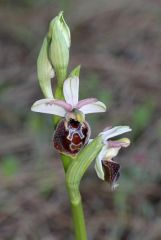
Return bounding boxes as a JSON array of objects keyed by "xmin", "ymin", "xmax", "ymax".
[{"xmin": 31, "ymin": 11, "xmax": 133, "ymax": 239}]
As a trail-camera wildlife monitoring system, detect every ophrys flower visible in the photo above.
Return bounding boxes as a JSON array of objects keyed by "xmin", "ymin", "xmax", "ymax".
[
  {"xmin": 31, "ymin": 76, "xmax": 106, "ymax": 156},
  {"xmin": 95, "ymin": 126, "xmax": 131, "ymax": 189}
]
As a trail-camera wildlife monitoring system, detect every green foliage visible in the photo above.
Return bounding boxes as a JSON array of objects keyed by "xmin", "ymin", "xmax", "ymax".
[
  {"xmin": 28, "ymin": 114, "xmax": 49, "ymax": 132},
  {"xmin": 39, "ymin": 177, "xmax": 55, "ymax": 198},
  {"xmin": 80, "ymin": 72, "xmax": 112, "ymax": 104},
  {"xmin": 114, "ymin": 189, "xmax": 128, "ymax": 213},
  {"xmin": 99, "ymin": 88, "xmax": 112, "ymax": 104},
  {"xmin": 114, "ymin": 164, "xmax": 150, "ymax": 214},
  {"xmin": 1, "ymin": 155, "xmax": 19, "ymax": 177},
  {"xmin": 131, "ymin": 101, "xmax": 155, "ymax": 140}
]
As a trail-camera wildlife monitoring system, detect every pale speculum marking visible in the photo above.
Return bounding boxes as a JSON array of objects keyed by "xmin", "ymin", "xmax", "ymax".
[
  {"xmin": 65, "ymin": 119, "xmax": 85, "ymax": 151},
  {"xmin": 67, "ymin": 123, "xmax": 85, "ymax": 141},
  {"xmin": 70, "ymin": 142, "xmax": 83, "ymax": 151}
]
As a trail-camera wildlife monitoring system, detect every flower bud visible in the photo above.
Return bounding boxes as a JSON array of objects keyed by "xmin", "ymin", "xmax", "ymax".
[
  {"xmin": 48, "ymin": 11, "xmax": 71, "ymax": 85},
  {"xmin": 37, "ymin": 12, "xmax": 70, "ymax": 98}
]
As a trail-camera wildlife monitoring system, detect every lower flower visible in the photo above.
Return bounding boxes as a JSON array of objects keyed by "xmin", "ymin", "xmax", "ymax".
[{"xmin": 95, "ymin": 126, "xmax": 131, "ymax": 189}]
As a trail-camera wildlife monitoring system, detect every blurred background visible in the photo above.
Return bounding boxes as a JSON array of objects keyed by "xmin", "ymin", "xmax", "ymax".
[{"xmin": 0, "ymin": 0, "xmax": 161, "ymax": 239}]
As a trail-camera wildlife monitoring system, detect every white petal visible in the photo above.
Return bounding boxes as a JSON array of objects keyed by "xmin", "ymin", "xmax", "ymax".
[
  {"xmin": 63, "ymin": 77, "xmax": 79, "ymax": 106},
  {"xmin": 94, "ymin": 146, "xmax": 107, "ymax": 181},
  {"xmin": 100, "ymin": 126, "xmax": 132, "ymax": 141},
  {"xmin": 31, "ymin": 99, "xmax": 66, "ymax": 117},
  {"xmin": 79, "ymin": 101, "xmax": 106, "ymax": 114}
]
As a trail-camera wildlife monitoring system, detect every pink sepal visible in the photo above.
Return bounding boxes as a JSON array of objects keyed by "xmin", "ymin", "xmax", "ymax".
[
  {"xmin": 54, "ymin": 100, "xmax": 73, "ymax": 112},
  {"xmin": 76, "ymin": 98, "xmax": 97, "ymax": 109},
  {"xmin": 108, "ymin": 140, "xmax": 129, "ymax": 148}
]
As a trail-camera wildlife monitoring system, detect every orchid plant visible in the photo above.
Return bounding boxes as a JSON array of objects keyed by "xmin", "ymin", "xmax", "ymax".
[{"xmin": 31, "ymin": 12, "xmax": 132, "ymax": 240}]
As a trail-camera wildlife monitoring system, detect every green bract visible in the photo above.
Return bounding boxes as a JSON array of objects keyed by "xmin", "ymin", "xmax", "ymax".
[
  {"xmin": 66, "ymin": 136, "xmax": 103, "ymax": 204},
  {"xmin": 37, "ymin": 37, "xmax": 54, "ymax": 98},
  {"xmin": 69, "ymin": 65, "xmax": 81, "ymax": 78}
]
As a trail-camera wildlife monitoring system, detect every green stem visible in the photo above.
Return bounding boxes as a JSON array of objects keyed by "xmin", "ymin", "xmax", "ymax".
[
  {"xmin": 61, "ymin": 154, "xmax": 72, "ymax": 172},
  {"xmin": 67, "ymin": 183, "xmax": 87, "ymax": 240},
  {"xmin": 61, "ymin": 155, "xmax": 87, "ymax": 239},
  {"xmin": 70, "ymin": 196, "xmax": 87, "ymax": 240}
]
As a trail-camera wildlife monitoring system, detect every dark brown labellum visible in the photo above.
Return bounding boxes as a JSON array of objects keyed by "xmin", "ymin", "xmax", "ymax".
[
  {"xmin": 53, "ymin": 118, "xmax": 91, "ymax": 156},
  {"xmin": 102, "ymin": 160, "xmax": 120, "ymax": 185}
]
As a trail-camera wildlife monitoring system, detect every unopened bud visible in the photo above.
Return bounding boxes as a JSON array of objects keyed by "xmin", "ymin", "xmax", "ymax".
[
  {"xmin": 49, "ymin": 11, "xmax": 71, "ymax": 85},
  {"xmin": 37, "ymin": 11, "xmax": 70, "ymax": 98}
]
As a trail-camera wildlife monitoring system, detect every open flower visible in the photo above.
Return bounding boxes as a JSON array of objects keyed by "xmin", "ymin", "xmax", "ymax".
[
  {"xmin": 31, "ymin": 76, "xmax": 106, "ymax": 156},
  {"xmin": 31, "ymin": 76, "xmax": 106, "ymax": 117},
  {"xmin": 95, "ymin": 126, "xmax": 131, "ymax": 189}
]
